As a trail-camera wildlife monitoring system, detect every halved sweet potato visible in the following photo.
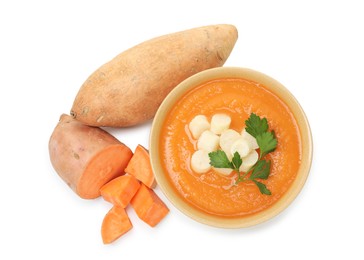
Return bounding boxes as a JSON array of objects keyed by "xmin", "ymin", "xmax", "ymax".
[{"xmin": 49, "ymin": 114, "xmax": 133, "ymax": 199}]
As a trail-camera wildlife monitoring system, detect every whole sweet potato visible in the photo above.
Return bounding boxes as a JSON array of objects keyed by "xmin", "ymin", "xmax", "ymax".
[
  {"xmin": 70, "ymin": 24, "xmax": 238, "ymax": 127},
  {"xmin": 49, "ymin": 114, "xmax": 133, "ymax": 199}
]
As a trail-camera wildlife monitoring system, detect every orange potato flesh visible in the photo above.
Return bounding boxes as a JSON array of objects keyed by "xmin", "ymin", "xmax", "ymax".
[
  {"xmin": 131, "ymin": 184, "xmax": 169, "ymax": 227},
  {"xmin": 101, "ymin": 206, "xmax": 132, "ymax": 244},
  {"xmin": 48, "ymin": 114, "xmax": 133, "ymax": 199},
  {"xmin": 125, "ymin": 145, "xmax": 155, "ymax": 188},
  {"xmin": 100, "ymin": 175, "xmax": 140, "ymax": 208}
]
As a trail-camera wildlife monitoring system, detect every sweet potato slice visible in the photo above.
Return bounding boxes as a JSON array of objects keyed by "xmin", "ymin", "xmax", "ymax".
[
  {"xmin": 101, "ymin": 206, "xmax": 132, "ymax": 244},
  {"xmin": 48, "ymin": 114, "xmax": 133, "ymax": 199},
  {"xmin": 125, "ymin": 145, "xmax": 155, "ymax": 188},
  {"xmin": 130, "ymin": 184, "xmax": 169, "ymax": 227},
  {"xmin": 100, "ymin": 175, "xmax": 140, "ymax": 208}
]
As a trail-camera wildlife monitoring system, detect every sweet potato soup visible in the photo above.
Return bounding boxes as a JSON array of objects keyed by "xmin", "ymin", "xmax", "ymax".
[{"xmin": 159, "ymin": 78, "xmax": 302, "ymax": 217}]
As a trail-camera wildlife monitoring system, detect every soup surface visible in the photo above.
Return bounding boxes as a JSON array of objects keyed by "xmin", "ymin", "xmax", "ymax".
[{"xmin": 159, "ymin": 78, "xmax": 301, "ymax": 217}]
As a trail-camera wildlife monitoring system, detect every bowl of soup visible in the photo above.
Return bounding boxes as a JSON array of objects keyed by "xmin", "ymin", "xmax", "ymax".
[{"xmin": 149, "ymin": 67, "xmax": 312, "ymax": 228}]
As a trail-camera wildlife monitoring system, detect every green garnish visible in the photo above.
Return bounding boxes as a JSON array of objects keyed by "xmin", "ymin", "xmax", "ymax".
[
  {"xmin": 245, "ymin": 113, "xmax": 268, "ymax": 137},
  {"xmin": 208, "ymin": 113, "xmax": 277, "ymax": 195},
  {"xmin": 208, "ymin": 150, "xmax": 243, "ymax": 173},
  {"xmin": 208, "ymin": 150, "xmax": 233, "ymax": 169},
  {"xmin": 256, "ymin": 131, "xmax": 277, "ymax": 159},
  {"xmin": 231, "ymin": 152, "xmax": 243, "ymax": 172}
]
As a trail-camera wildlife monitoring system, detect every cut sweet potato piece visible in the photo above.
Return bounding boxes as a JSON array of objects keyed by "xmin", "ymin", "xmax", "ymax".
[
  {"xmin": 100, "ymin": 175, "xmax": 140, "ymax": 208},
  {"xmin": 125, "ymin": 145, "xmax": 155, "ymax": 188},
  {"xmin": 48, "ymin": 114, "xmax": 133, "ymax": 199},
  {"xmin": 101, "ymin": 206, "xmax": 132, "ymax": 244},
  {"xmin": 130, "ymin": 184, "xmax": 169, "ymax": 227}
]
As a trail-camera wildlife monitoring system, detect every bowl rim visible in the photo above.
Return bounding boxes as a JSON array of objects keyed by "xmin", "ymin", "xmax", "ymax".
[{"xmin": 149, "ymin": 66, "xmax": 313, "ymax": 228}]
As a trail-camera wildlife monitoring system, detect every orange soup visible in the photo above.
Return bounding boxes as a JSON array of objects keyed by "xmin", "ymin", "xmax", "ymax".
[{"xmin": 159, "ymin": 78, "xmax": 302, "ymax": 217}]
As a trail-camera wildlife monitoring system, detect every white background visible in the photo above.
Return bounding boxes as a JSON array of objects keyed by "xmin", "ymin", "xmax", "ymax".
[{"xmin": 1, "ymin": 0, "xmax": 363, "ymax": 259}]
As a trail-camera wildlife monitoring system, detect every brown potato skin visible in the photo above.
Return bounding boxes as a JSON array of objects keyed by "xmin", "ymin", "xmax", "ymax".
[
  {"xmin": 70, "ymin": 24, "xmax": 238, "ymax": 127},
  {"xmin": 48, "ymin": 114, "xmax": 132, "ymax": 198}
]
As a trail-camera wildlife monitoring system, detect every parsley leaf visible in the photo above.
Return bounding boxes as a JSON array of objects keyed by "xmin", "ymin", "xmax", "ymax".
[
  {"xmin": 253, "ymin": 180, "xmax": 272, "ymax": 195},
  {"xmin": 208, "ymin": 150, "xmax": 233, "ymax": 169},
  {"xmin": 245, "ymin": 113, "xmax": 268, "ymax": 137},
  {"xmin": 249, "ymin": 160, "xmax": 271, "ymax": 180},
  {"xmin": 231, "ymin": 152, "xmax": 242, "ymax": 171},
  {"xmin": 256, "ymin": 131, "xmax": 278, "ymax": 158}
]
